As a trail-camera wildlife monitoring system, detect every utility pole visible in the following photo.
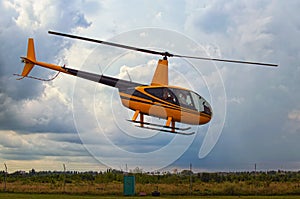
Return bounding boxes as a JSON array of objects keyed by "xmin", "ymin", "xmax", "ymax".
[
  {"xmin": 4, "ymin": 163, "xmax": 7, "ymax": 192},
  {"xmin": 254, "ymin": 163, "xmax": 257, "ymax": 196},
  {"xmin": 189, "ymin": 163, "xmax": 192, "ymax": 195},
  {"xmin": 254, "ymin": 163, "xmax": 257, "ymax": 183},
  {"xmin": 63, "ymin": 164, "xmax": 66, "ymax": 193}
]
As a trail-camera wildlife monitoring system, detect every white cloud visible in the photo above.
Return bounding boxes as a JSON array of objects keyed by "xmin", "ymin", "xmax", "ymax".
[
  {"xmin": 228, "ymin": 97, "xmax": 245, "ymax": 105},
  {"xmin": 288, "ymin": 110, "xmax": 300, "ymax": 122},
  {"xmin": 9, "ymin": 0, "xmax": 91, "ymax": 32},
  {"xmin": 0, "ymin": 81, "xmax": 74, "ymax": 133}
]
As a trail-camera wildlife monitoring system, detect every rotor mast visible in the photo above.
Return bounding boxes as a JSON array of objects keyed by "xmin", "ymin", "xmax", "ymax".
[{"xmin": 151, "ymin": 58, "xmax": 168, "ymax": 86}]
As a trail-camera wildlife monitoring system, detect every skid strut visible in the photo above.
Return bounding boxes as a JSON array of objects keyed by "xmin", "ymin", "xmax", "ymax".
[{"xmin": 129, "ymin": 112, "xmax": 194, "ymax": 135}]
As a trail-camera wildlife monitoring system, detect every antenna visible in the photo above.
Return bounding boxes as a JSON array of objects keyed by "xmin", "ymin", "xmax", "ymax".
[
  {"xmin": 126, "ymin": 70, "xmax": 132, "ymax": 82},
  {"xmin": 98, "ymin": 64, "xmax": 103, "ymax": 75},
  {"xmin": 189, "ymin": 163, "xmax": 192, "ymax": 195}
]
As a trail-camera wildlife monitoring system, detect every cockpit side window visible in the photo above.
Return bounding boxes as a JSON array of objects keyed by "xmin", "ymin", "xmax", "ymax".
[
  {"xmin": 145, "ymin": 87, "xmax": 179, "ymax": 105},
  {"xmin": 170, "ymin": 88, "xmax": 196, "ymax": 110},
  {"xmin": 162, "ymin": 88, "xmax": 178, "ymax": 104}
]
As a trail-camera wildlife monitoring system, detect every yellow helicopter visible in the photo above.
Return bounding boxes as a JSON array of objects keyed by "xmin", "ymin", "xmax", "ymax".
[{"xmin": 18, "ymin": 31, "xmax": 278, "ymax": 135}]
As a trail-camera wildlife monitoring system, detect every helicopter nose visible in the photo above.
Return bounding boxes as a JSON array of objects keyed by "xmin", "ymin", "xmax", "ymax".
[
  {"xmin": 207, "ymin": 106, "xmax": 212, "ymax": 117},
  {"xmin": 198, "ymin": 100, "xmax": 212, "ymax": 125},
  {"xmin": 202, "ymin": 101, "xmax": 212, "ymax": 116}
]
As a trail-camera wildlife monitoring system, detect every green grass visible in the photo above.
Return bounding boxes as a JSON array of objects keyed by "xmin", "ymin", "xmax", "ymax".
[{"xmin": 0, "ymin": 193, "xmax": 300, "ymax": 199}]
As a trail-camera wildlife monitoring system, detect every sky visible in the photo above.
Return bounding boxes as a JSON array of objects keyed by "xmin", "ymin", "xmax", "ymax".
[{"xmin": 0, "ymin": 0, "xmax": 300, "ymax": 173}]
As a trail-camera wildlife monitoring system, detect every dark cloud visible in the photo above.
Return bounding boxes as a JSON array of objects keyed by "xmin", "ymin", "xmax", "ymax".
[
  {"xmin": 179, "ymin": 0, "xmax": 300, "ymax": 170},
  {"xmin": 0, "ymin": 1, "xmax": 93, "ymax": 166},
  {"xmin": 0, "ymin": 0, "xmax": 91, "ymax": 134},
  {"xmin": 0, "ymin": 131, "xmax": 90, "ymax": 161},
  {"xmin": 47, "ymin": 133, "xmax": 83, "ymax": 145}
]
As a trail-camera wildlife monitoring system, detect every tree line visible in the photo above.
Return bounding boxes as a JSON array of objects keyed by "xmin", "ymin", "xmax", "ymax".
[{"xmin": 1, "ymin": 169, "xmax": 299, "ymax": 185}]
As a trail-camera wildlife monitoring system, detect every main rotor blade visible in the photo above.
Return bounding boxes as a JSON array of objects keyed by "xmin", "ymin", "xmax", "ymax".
[
  {"xmin": 49, "ymin": 30, "xmax": 278, "ymax": 67},
  {"xmin": 48, "ymin": 30, "xmax": 165, "ymax": 56},
  {"xmin": 173, "ymin": 54, "xmax": 278, "ymax": 67}
]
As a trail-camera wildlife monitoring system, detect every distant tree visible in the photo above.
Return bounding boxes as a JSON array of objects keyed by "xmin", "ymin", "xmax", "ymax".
[
  {"xmin": 29, "ymin": 168, "xmax": 36, "ymax": 175},
  {"xmin": 181, "ymin": 170, "xmax": 193, "ymax": 176},
  {"xmin": 132, "ymin": 167, "xmax": 143, "ymax": 174},
  {"xmin": 198, "ymin": 172, "xmax": 210, "ymax": 182}
]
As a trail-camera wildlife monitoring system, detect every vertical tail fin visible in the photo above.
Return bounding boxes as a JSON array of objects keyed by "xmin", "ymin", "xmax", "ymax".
[{"xmin": 20, "ymin": 38, "xmax": 36, "ymax": 77}]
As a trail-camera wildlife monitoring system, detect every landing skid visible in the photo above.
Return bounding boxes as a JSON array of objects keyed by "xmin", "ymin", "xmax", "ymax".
[
  {"xmin": 127, "ymin": 120, "xmax": 194, "ymax": 135},
  {"xmin": 136, "ymin": 125, "xmax": 195, "ymax": 135},
  {"xmin": 127, "ymin": 120, "xmax": 191, "ymax": 131}
]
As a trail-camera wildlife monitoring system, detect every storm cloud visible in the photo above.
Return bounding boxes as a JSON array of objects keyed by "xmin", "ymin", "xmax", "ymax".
[{"xmin": 1, "ymin": 0, "xmax": 300, "ymax": 172}]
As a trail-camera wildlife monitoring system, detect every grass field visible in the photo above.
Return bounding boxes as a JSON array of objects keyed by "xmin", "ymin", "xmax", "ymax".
[
  {"xmin": 0, "ymin": 193, "xmax": 300, "ymax": 199},
  {"xmin": 2, "ymin": 181, "xmax": 300, "ymax": 196},
  {"xmin": 2, "ymin": 171, "xmax": 300, "ymax": 197}
]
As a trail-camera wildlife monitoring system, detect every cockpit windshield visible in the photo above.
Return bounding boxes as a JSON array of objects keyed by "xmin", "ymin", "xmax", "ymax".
[
  {"xmin": 169, "ymin": 88, "xmax": 212, "ymax": 116},
  {"xmin": 190, "ymin": 91, "xmax": 212, "ymax": 115}
]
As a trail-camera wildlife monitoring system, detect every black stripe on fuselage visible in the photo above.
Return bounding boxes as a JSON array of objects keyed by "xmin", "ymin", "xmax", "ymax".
[
  {"xmin": 64, "ymin": 67, "xmax": 141, "ymax": 89},
  {"xmin": 121, "ymin": 88, "xmax": 154, "ymax": 101}
]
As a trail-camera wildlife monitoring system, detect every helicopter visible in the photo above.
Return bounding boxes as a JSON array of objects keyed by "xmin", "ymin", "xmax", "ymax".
[{"xmin": 18, "ymin": 31, "xmax": 278, "ymax": 135}]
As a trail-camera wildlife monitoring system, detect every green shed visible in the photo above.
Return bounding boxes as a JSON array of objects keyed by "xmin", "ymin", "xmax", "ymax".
[{"xmin": 123, "ymin": 175, "xmax": 135, "ymax": 196}]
